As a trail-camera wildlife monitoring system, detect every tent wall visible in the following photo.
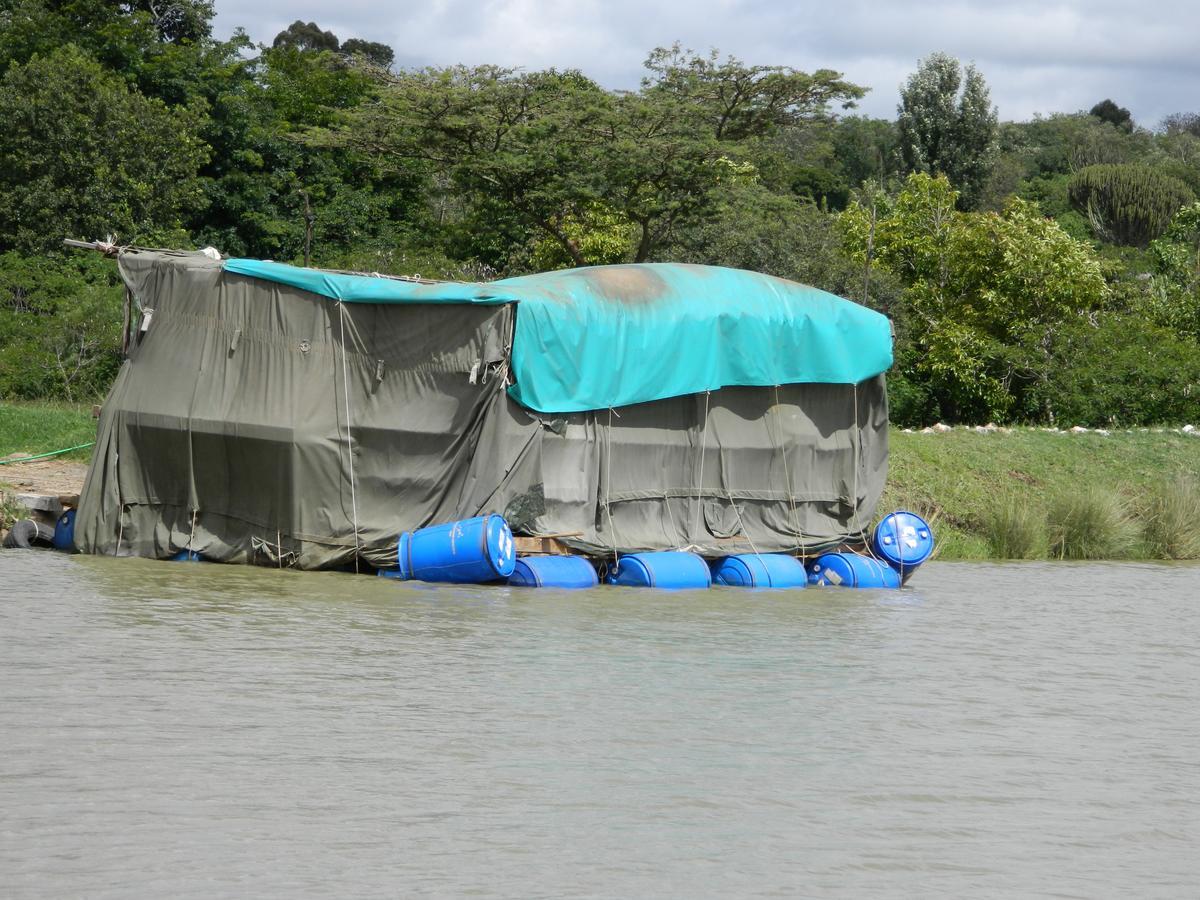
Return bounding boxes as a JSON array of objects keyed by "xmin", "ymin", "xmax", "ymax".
[
  {"xmin": 76, "ymin": 251, "xmax": 889, "ymax": 569},
  {"xmin": 485, "ymin": 379, "xmax": 888, "ymax": 557},
  {"xmin": 76, "ymin": 251, "xmax": 512, "ymax": 569}
]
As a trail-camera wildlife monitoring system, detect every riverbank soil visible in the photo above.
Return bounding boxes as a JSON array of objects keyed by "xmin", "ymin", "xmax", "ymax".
[{"xmin": 0, "ymin": 455, "xmax": 88, "ymax": 497}]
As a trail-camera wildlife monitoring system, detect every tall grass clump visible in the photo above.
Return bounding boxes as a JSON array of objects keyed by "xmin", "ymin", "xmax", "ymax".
[
  {"xmin": 1142, "ymin": 476, "xmax": 1200, "ymax": 559},
  {"xmin": 1047, "ymin": 486, "xmax": 1140, "ymax": 559},
  {"xmin": 984, "ymin": 495, "xmax": 1046, "ymax": 559}
]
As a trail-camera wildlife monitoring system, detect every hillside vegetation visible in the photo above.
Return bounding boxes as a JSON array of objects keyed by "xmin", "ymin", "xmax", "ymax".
[{"xmin": 1, "ymin": 6, "xmax": 1199, "ymax": 430}]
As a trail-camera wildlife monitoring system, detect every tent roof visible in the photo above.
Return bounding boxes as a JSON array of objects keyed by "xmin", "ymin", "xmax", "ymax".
[{"xmin": 224, "ymin": 259, "xmax": 893, "ymax": 413}]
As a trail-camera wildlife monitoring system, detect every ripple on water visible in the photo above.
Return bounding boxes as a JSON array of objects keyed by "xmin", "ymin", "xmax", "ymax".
[{"xmin": 1, "ymin": 552, "xmax": 1198, "ymax": 898}]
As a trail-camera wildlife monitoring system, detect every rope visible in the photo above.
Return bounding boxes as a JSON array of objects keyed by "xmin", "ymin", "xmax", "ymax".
[
  {"xmin": 852, "ymin": 381, "xmax": 864, "ymax": 542},
  {"xmin": 338, "ymin": 304, "xmax": 362, "ymax": 573},
  {"xmin": 729, "ymin": 489, "xmax": 762, "ymax": 558},
  {"xmin": 602, "ymin": 408, "xmax": 619, "ymax": 570},
  {"xmin": 691, "ymin": 390, "xmax": 711, "ymax": 547},
  {"xmin": 0, "ymin": 441, "xmax": 95, "ymax": 465},
  {"xmin": 770, "ymin": 385, "xmax": 803, "ymax": 559}
]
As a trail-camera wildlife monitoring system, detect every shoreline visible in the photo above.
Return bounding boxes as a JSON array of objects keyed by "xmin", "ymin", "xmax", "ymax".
[{"xmin": 5, "ymin": 401, "xmax": 1199, "ymax": 562}]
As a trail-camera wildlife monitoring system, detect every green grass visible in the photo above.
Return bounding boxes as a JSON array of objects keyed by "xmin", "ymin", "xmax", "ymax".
[
  {"xmin": 984, "ymin": 495, "xmax": 1047, "ymax": 559},
  {"xmin": 0, "ymin": 400, "xmax": 97, "ymax": 461},
  {"xmin": 883, "ymin": 426, "xmax": 1200, "ymax": 560},
  {"xmin": 1046, "ymin": 486, "xmax": 1140, "ymax": 560},
  {"xmin": 1141, "ymin": 476, "xmax": 1200, "ymax": 560}
]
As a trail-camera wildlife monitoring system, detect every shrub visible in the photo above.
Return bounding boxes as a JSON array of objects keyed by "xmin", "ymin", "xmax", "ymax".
[
  {"xmin": 1068, "ymin": 164, "xmax": 1194, "ymax": 246},
  {"xmin": 1034, "ymin": 313, "xmax": 1200, "ymax": 427},
  {"xmin": 1142, "ymin": 476, "xmax": 1200, "ymax": 559},
  {"xmin": 984, "ymin": 496, "xmax": 1046, "ymax": 559},
  {"xmin": 1047, "ymin": 487, "xmax": 1140, "ymax": 559}
]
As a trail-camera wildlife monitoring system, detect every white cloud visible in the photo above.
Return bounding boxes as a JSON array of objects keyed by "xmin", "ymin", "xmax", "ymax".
[{"xmin": 212, "ymin": 0, "xmax": 1200, "ymax": 126}]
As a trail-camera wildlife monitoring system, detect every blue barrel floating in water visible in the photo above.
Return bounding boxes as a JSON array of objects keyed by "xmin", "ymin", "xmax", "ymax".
[
  {"xmin": 711, "ymin": 553, "xmax": 808, "ymax": 588},
  {"xmin": 873, "ymin": 511, "xmax": 935, "ymax": 577},
  {"xmin": 807, "ymin": 552, "xmax": 901, "ymax": 588},
  {"xmin": 170, "ymin": 549, "xmax": 204, "ymax": 562},
  {"xmin": 608, "ymin": 551, "xmax": 712, "ymax": 589},
  {"xmin": 394, "ymin": 513, "xmax": 516, "ymax": 584},
  {"xmin": 509, "ymin": 555, "xmax": 599, "ymax": 588},
  {"xmin": 52, "ymin": 508, "xmax": 76, "ymax": 552}
]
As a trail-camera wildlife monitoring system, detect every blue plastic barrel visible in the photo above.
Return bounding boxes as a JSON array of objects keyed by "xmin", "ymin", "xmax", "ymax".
[
  {"xmin": 807, "ymin": 552, "xmax": 901, "ymax": 588},
  {"xmin": 873, "ymin": 511, "xmax": 935, "ymax": 576},
  {"xmin": 608, "ymin": 551, "xmax": 712, "ymax": 589},
  {"xmin": 52, "ymin": 508, "xmax": 76, "ymax": 552},
  {"xmin": 711, "ymin": 553, "xmax": 808, "ymax": 588},
  {"xmin": 394, "ymin": 514, "xmax": 516, "ymax": 584},
  {"xmin": 170, "ymin": 549, "xmax": 204, "ymax": 562},
  {"xmin": 509, "ymin": 555, "xmax": 599, "ymax": 588}
]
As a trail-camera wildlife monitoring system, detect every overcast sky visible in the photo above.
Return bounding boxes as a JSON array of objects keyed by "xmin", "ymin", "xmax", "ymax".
[{"xmin": 212, "ymin": 0, "xmax": 1197, "ymax": 128}]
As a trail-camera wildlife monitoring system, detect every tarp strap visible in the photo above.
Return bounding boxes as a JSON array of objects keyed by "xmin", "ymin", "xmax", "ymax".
[
  {"xmin": 338, "ymin": 303, "xmax": 362, "ymax": 572},
  {"xmin": 603, "ymin": 407, "xmax": 619, "ymax": 570},
  {"xmin": 769, "ymin": 384, "xmax": 804, "ymax": 558},
  {"xmin": 690, "ymin": 390, "xmax": 712, "ymax": 549}
]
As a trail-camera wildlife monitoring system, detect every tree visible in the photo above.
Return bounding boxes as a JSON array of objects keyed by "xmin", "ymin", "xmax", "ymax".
[
  {"xmin": 0, "ymin": 253, "xmax": 124, "ymax": 400},
  {"xmin": 831, "ymin": 116, "xmax": 901, "ymax": 189},
  {"xmin": 273, "ymin": 20, "xmax": 339, "ymax": 53},
  {"xmin": 1068, "ymin": 164, "xmax": 1194, "ymax": 246},
  {"xmin": 341, "ymin": 38, "xmax": 394, "ymax": 69},
  {"xmin": 897, "ymin": 52, "xmax": 998, "ymax": 209},
  {"xmin": 1161, "ymin": 112, "xmax": 1200, "ymax": 138},
  {"xmin": 1089, "ymin": 99, "xmax": 1133, "ymax": 133},
  {"xmin": 640, "ymin": 44, "xmax": 865, "ymax": 141},
  {"xmin": 324, "ymin": 49, "xmax": 865, "ymax": 267},
  {"xmin": 0, "ymin": 45, "xmax": 208, "ymax": 252},
  {"xmin": 1147, "ymin": 201, "xmax": 1200, "ymax": 337},
  {"xmin": 840, "ymin": 173, "xmax": 1107, "ymax": 423}
]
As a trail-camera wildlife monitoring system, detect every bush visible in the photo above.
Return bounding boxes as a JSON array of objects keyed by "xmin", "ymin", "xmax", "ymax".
[
  {"xmin": 0, "ymin": 253, "xmax": 124, "ymax": 401},
  {"xmin": 1068, "ymin": 164, "xmax": 1194, "ymax": 246},
  {"xmin": 1034, "ymin": 313, "xmax": 1200, "ymax": 427},
  {"xmin": 1047, "ymin": 487, "xmax": 1140, "ymax": 559},
  {"xmin": 1142, "ymin": 476, "xmax": 1200, "ymax": 559},
  {"xmin": 984, "ymin": 496, "xmax": 1046, "ymax": 559}
]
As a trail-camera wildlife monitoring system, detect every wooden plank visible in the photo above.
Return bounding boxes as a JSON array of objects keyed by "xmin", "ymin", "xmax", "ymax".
[{"xmin": 514, "ymin": 535, "xmax": 575, "ymax": 556}]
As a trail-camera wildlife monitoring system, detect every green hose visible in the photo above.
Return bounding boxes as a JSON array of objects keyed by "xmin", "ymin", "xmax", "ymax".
[{"xmin": 0, "ymin": 441, "xmax": 96, "ymax": 465}]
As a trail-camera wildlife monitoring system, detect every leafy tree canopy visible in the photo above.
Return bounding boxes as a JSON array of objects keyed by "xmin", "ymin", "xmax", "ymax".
[
  {"xmin": 897, "ymin": 52, "xmax": 998, "ymax": 209},
  {"xmin": 841, "ymin": 173, "xmax": 1107, "ymax": 422},
  {"xmin": 0, "ymin": 45, "xmax": 209, "ymax": 252},
  {"xmin": 273, "ymin": 20, "xmax": 340, "ymax": 53},
  {"xmin": 1089, "ymin": 99, "xmax": 1133, "ymax": 133},
  {"xmin": 341, "ymin": 38, "xmax": 394, "ymax": 69}
]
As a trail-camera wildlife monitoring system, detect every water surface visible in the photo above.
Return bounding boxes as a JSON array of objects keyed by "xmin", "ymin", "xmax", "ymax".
[{"xmin": 2, "ymin": 554, "xmax": 1197, "ymax": 898}]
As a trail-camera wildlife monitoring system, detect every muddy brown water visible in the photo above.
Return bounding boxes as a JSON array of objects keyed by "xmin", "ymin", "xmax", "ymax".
[{"xmin": 2, "ymin": 552, "xmax": 1197, "ymax": 898}]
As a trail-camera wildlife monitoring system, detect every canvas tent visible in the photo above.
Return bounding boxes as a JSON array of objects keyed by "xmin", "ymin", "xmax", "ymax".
[{"xmin": 75, "ymin": 249, "xmax": 893, "ymax": 570}]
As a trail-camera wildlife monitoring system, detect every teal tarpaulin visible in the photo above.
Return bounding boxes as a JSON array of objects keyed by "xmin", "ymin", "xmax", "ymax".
[{"xmin": 224, "ymin": 259, "xmax": 893, "ymax": 414}]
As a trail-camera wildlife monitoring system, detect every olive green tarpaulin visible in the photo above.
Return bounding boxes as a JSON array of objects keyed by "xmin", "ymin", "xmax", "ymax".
[
  {"xmin": 224, "ymin": 258, "xmax": 894, "ymax": 413},
  {"xmin": 76, "ymin": 250, "xmax": 891, "ymax": 569}
]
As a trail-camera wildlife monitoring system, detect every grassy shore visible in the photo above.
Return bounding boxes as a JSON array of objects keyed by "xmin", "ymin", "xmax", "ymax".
[
  {"xmin": 0, "ymin": 401, "xmax": 98, "ymax": 461},
  {"xmin": 882, "ymin": 426, "xmax": 1200, "ymax": 559},
  {"xmin": 4, "ymin": 401, "xmax": 1199, "ymax": 560}
]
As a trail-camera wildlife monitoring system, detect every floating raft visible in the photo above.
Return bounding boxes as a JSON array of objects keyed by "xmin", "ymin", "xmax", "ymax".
[{"xmin": 14, "ymin": 500, "xmax": 934, "ymax": 590}]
